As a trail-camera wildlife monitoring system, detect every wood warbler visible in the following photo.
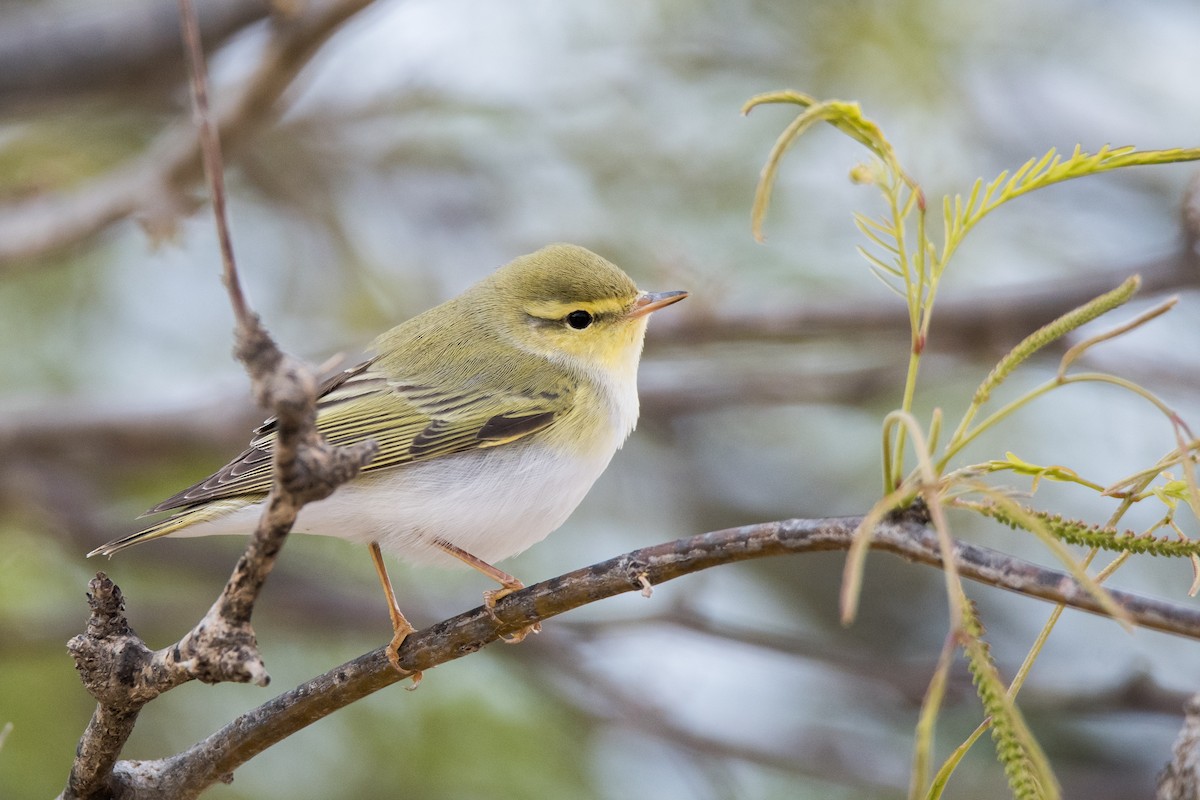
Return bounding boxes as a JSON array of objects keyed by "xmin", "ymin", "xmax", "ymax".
[{"xmin": 89, "ymin": 244, "xmax": 687, "ymax": 670}]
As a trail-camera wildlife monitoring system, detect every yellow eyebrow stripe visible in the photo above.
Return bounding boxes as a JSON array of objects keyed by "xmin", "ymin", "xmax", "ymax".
[{"xmin": 524, "ymin": 297, "xmax": 629, "ymax": 320}]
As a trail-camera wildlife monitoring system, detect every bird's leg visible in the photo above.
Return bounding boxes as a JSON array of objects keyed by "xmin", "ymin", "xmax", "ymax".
[
  {"xmin": 432, "ymin": 539, "xmax": 541, "ymax": 643},
  {"xmin": 369, "ymin": 542, "xmax": 421, "ymax": 685}
]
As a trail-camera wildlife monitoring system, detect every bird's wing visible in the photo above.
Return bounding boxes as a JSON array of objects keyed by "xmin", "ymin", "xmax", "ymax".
[{"xmin": 145, "ymin": 358, "xmax": 569, "ymax": 513}]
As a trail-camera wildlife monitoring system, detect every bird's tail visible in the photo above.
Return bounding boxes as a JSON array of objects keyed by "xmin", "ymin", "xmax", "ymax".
[{"xmin": 87, "ymin": 500, "xmax": 248, "ymax": 558}]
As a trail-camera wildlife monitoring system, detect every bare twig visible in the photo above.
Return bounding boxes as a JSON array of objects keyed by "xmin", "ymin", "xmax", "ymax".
[
  {"xmin": 64, "ymin": 511, "xmax": 1200, "ymax": 799},
  {"xmin": 179, "ymin": 0, "xmax": 248, "ymax": 328},
  {"xmin": 61, "ymin": 5, "xmax": 378, "ymax": 797}
]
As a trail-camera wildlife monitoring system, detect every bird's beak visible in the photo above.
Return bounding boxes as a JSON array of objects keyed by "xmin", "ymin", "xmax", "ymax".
[{"xmin": 627, "ymin": 290, "xmax": 688, "ymax": 319}]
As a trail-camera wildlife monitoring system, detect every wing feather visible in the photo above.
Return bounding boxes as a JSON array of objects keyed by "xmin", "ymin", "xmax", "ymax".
[{"xmin": 146, "ymin": 358, "xmax": 572, "ymax": 514}]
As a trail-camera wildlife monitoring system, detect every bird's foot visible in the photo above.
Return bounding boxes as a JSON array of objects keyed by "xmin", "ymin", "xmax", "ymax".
[
  {"xmin": 483, "ymin": 583, "xmax": 541, "ymax": 643},
  {"xmin": 386, "ymin": 624, "xmax": 422, "ymax": 689}
]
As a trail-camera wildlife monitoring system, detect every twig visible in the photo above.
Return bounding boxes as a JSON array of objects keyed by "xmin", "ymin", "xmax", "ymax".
[
  {"xmin": 67, "ymin": 512, "xmax": 1200, "ymax": 798},
  {"xmin": 61, "ymin": 4, "xmax": 377, "ymax": 798},
  {"xmin": 63, "ymin": 578, "xmax": 149, "ymax": 800},
  {"xmin": 179, "ymin": 0, "xmax": 247, "ymax": 328}
]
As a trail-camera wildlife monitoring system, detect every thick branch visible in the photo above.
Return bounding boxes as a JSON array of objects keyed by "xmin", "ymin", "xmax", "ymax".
[{"xmin": 79, "ymin": 512, "xmax": 1200, "ymax": 798}]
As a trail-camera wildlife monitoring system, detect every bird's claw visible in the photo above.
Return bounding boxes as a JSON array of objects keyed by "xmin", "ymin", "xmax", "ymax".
[
  {"xmin": 386, "ymin": 628, "xmax": 422, "ymax": 689},
  {"xmin": 483, "ymin": 583, "xmax": 539, "ymax": 642},
  {"xmin": 499, "ymin": 621, "xmax": 542, "ymax": 644}
]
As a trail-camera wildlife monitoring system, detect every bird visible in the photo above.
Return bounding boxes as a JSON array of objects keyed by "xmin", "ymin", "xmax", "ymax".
[{"xmin": 89, "ymin": 243, "xmax": 687, "ymax": 675}]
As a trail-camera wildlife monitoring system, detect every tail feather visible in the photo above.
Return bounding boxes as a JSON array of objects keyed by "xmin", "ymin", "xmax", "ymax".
[{"xmin": 87, "ymin": 499, "xmax": 251, "ymax": 558}]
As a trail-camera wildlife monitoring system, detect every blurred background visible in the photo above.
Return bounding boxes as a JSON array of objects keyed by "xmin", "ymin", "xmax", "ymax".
[{"xmin": 2, "ymin": 0, "xmax": 1200, "ymax": 797}]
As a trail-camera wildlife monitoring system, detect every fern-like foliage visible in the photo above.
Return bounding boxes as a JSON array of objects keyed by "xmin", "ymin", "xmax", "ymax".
[
  {"xmin": 747, "ymin": 89, "xmax": 1200, "ymax": 800},
  {"xmin": 942, "ymin": 145, "xmax": 1200, "ymax": 266},
  {"xmin": 962, "ymin": 501, "xmax": 1200, "ymax": 557},
  {"xmin": 960, "ymin": 601, "xmax": 1058, "ymax": 800},
  {"xmin": 968, "ymin": 277, "xmax": 1140, "ymax": 409}
]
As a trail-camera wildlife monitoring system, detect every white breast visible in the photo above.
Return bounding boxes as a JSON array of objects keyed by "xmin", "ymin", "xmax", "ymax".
[{"xmin": 182, "ymin": 434, "xmax": 622, "ymax": 569}]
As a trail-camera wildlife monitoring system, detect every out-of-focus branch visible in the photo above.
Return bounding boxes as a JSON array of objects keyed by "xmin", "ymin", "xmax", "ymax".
[
  {"xmin": 654, "ymin": 247, "xmax": 1199, "ymax": 349},
  {"xmin": 0, "ymin": 0, "xmax": 378, "ymax": 268},
  {"xmin": 0, "ymin": 391, "xmax": 260, "ymax": 467},
  {"xmin": 7, "ymin": 248, "xmax": 1200, "ymax": 480},
  {"xmin": 529, "ymin": 632, "xmax": 909, "ymax": 792},
  {"xmin": 530, "ymin": 623, "xmax": 1185, "ymax": 795},
  {"xmin": 0, "ymin": 360, "xmax": 894, "ymax": 480},
  {"xmin": 0, "ymin": 0, "xmax": 270, "ymax": 108},
  {"xmin": 554, "ymin": 607, "xmax": 1192, "ymax": 717},
  {"xmin": 1158, "ymin": 694, "xmax": 1200, "ymax": 800},
  {"xmin": 661, "ymin": 168, "xmax": 1200, "ymax": 350},
  {"xmin": 63, "ymin": 511, "xmax": 1200, "ymax": 798}
]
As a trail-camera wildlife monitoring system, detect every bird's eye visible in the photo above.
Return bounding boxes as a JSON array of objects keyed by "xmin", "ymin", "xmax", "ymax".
[{"xmin": 565, "ymin": 310, "xmax": 594, "ymax": 330}]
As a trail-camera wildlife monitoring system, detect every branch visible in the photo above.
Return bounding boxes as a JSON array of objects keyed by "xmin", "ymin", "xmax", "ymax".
[
  {"xmin": 65, "ymin": 511, "xmax": 1200, "ymax": 798},
  {"xmin": 530, "ymin": 633, "xmax": 908, "ymax": 792},
  {"xmin": 659, "ymin": 172, "xmax": 1200, "ymax": 353},
  {"xmin": 1158, "ymin": 694, "xmax": 1200, "ymax": 800},
  {"xmin": 61, "ymin": 4, "xmax": 378, "ymax": 797},
  {"xmin": 8, "ymin": 246, "xmax": 1200, "ymax": 472},
  {"xmin": 564, "ymin": 608, "xmax": 1194, "ymax": 715},
  {"xmin": 653, "ymin": 247, "xmax": 1198, "ymax": 349},
  {"xmin": 0, "ymin": 0, "xmax": 270, "ymax": 108},
  {"xmin": 0, "ymin": 0, "xmax": 377, "ymax": 269},
  {"xmin": 0, "ymin": 0, "xmax": 270, "ymax": 107}
]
